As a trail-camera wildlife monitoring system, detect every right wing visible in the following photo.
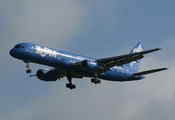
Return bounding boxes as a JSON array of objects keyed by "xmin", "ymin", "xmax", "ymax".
[{"xmin": 95, "ymin": 48, "xmax": 161, "ymax": 70}]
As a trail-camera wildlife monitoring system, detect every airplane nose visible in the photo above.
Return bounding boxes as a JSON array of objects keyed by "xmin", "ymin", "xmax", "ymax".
[{"xmin": 9, "ymin": 49, "xmax": 15, "ymax": 57}]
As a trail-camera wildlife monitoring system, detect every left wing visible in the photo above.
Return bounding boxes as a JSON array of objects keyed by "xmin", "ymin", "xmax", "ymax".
[
  {"xmin": 51, "ymin": 68, "xmax": 83, "ymax": 79},
  {"xmin": 29, "ymin": 68, "xmax": 83, "ymax": 79},
  {"xmin": 95, "ymin": 48, "xmax": 161, "ymax": 69}
]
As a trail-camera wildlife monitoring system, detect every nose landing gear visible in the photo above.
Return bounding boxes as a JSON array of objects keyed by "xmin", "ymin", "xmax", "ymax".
[
  {"xmin": 26, "ymin": 69, "xmax": 32, "ymax": 74},
  {"xmin": 24, "ymin": 60, "xmax": 32, "ymax": 74}
]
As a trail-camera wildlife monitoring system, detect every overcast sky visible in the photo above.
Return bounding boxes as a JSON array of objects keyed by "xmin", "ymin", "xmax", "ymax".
[{"xmin": 0, "ymin": 0, "xmax": 175, "ymax": 120}]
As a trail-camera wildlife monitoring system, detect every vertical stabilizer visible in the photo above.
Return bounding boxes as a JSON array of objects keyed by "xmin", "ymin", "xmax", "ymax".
[{"xmin": 125, "ymin": 41, "xmax": 143, "ymax": 72}]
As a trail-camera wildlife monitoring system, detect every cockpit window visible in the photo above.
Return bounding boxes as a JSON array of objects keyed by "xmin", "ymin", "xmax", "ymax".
[{"xmin": 14, "ymin": 45, "xmax": 24, "ymax": 48}]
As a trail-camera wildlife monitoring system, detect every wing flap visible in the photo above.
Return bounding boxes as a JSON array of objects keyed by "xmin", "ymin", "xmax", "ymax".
[{"xmin": 133, "ymin": 68, "xmax": 168, "ymax": 76}]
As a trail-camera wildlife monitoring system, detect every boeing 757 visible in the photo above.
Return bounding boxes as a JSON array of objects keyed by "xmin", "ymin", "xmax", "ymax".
[{"xmin": 10, "ymin": 41, "xmax": 168, "ymax": 89}]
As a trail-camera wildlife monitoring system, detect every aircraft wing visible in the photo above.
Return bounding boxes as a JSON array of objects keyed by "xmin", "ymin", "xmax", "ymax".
[
  {"xmin": 96, "ymin": 48, "xmax": 161, "ymax": 69},
  {"xmin": 52, "ymin": 69, "xmax": 83, "ymax": 79},
  {"xmin": 30, "ymin": 68, "xmax": 83, "ymax": 79},
  {"xmin": 133, "ymin": 68, "xmax": 168, "ymax": 76}
]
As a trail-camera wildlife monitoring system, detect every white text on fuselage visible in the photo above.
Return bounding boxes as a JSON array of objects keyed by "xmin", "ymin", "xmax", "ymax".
[
  {"xmin": 35, "ymin": 46, "xmax": 58, "ymax": 58},
  {"xmin": 35, "ymin": 46, "xmax": 95, "ymax": 61}
]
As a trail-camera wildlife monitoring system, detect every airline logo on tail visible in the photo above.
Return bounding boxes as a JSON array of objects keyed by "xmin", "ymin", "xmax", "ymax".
[
  {"xmin": 133, "ymin": 44, "xmax": 143, "ymax": 53},
  {"xmin": 130, "ymin": 44, "xmax": 143, "ymax": 66}
]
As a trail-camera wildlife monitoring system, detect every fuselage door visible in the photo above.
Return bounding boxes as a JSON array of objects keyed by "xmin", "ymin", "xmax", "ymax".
[
  {"xmin": 57, "ymin": 50, "xmax": 61, "ymax": 59},
  {"xmin": 29, "ymin": 44, "xmax": 35, "ymax": 53}
]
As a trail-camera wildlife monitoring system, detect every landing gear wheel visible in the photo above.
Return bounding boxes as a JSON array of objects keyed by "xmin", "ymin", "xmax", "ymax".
[
  {"xmin": 24, "ymin": 60, "xmax": 32, "ymax": 74},
  {"xmin": 66, "ymin": 73, "xmax": 76, "ymax": 90},
  {"xmin": 91, "ymin": 78, "xmax": 95, "ymax": 83},
  {"xmin": 72, "ymin": 84, "xmax": 76, "ymax": 89},
  {"xmin": 66, "ymin": 83, "xmax": 69, "ymax": 88},
  {"xmin": 97, "ymin": 79, "xmax": 101, "ymax": 84},
  {"xmin": 26, "ymin": 69, "xmax": 32, "ymax": 74},
  {"xmin": 91, "ymin": 78, "xmax": 101, "ymax": 85},
  {"xmin": 66, "ymin": 83, "xmax": 76, "ymax": 89}
]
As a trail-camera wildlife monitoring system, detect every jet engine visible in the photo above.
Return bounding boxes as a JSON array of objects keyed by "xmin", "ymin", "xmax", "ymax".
[
  {"xmin": 80, "ymin": 60, "xmax": 103, "ymax": 71},
  {"xmin": 36, "ymin": 69, "xmax": 57, "ymax": 81}
]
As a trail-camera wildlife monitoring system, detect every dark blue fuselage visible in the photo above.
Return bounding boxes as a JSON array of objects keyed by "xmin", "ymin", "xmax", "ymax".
[{"xmin": 10, "ymin": 43, "xmax": 145, "ymax": 82}]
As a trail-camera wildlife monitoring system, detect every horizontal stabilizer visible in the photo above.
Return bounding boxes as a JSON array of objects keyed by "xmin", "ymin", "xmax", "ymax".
[{"xmin": 133, "ymin": 68, "xmax": 168, "ymax": 76}]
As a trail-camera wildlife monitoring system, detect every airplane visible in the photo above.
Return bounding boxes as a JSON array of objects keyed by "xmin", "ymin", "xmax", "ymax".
[{"xmin": 9, "ymin": 41, "xmax": 168, "ymax": 89}]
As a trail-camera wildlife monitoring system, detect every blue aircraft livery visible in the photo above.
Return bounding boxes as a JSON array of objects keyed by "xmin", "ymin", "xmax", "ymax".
[{"xmin": 10, "ymin": 41, "xmax": 168, "ymax": 89}]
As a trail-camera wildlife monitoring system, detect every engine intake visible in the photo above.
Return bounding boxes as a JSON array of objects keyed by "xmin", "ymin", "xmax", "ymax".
[
  {"xmin": 81, "ymin": 60, "xmax": 88, "ymax": 70},
  {"xmin": 37, "ymin": 69, "xmax": 57, "ymax": 81},
  {"xmin": 80, "ymin": 60, "xmax": 102, "ymax": 71}
]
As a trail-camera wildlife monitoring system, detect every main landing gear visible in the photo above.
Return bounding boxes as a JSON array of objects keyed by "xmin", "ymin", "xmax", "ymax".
[
  {"xmin": 24, "ymin": 60, "xmax": 32, "ymax": 74},
  {"xmin": 91, "ymin": 78, "xmax": 101, "ymax": 84},
  {"xmin": 91, "ymin": 72, "xmax": 101, "ymax": 85},
  {"xmin": 66, "ymin": 73, "xmax": 76, "ymax": 90},
  {"xmin": 65, "ymin": 72, "xmax": 101, "ymax": 89}
]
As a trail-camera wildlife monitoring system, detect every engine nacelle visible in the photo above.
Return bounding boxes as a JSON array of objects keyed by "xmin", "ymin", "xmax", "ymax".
[
  {"xmin": 80, "ymin": 60, "xmax": 102, "ymax": 71},
  {"xmin": 36, "ymin": 69, "xmax": 57, "ymax": 81}
]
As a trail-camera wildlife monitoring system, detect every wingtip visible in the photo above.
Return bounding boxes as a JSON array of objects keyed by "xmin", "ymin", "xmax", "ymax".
[
  {"xmin": 157, "ymin": 48, "xmax": 162, "ymax": 50},
  {"xmin": 164, "ymin": 68, "xmax": 169, "ymax": 70},
  {"xmin": 161, "ymin": 67, "xmax": 169, "ymax": 71}
]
